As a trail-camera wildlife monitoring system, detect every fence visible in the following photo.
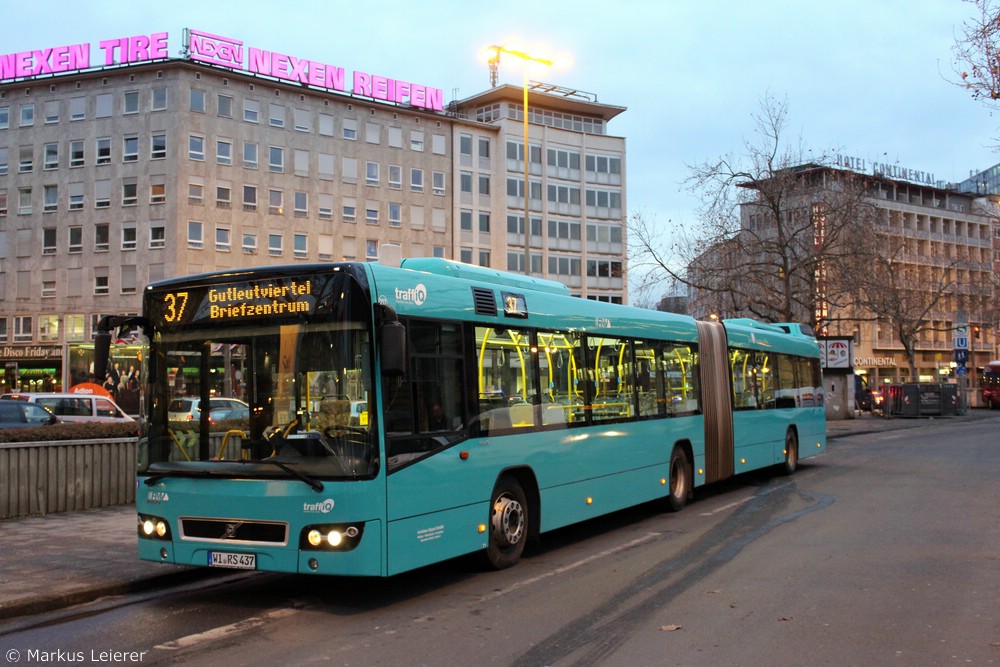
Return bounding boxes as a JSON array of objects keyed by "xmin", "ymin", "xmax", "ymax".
[{"xmin": 0, "ymin": 438, "xmax": 136, "ymax": 520}]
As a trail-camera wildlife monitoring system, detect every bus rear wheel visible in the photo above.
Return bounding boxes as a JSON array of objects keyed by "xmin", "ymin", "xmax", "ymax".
[
  {"xmin": 781, "ymin": 429, "xmax": 798, "ymax": 475},
  {"xmin": 485, "ymin": 476, "xmax": 528, "ymax": 570},
  {"xmin": 666, "ymin": 446, "xmax": 691, "ymax": 512}
]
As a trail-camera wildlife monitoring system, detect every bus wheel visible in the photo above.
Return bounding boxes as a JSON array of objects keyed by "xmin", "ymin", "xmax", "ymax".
[
  {"xmin": 485, "ymin": 476, "xmax": 528, "ymax": 569},
  {"xmin": 666, "ymin": 446, "xmax": 691, "ymax": 512},
  {"xmin": 781, "ymin": 429, "xmax": 798, "ymax": 476}
]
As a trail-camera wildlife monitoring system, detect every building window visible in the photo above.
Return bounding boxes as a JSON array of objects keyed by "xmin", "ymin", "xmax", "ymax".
[
  {"xmin": 187, "ymin": 220, "xmax": 204, "ymax": 249},
  {"xmin": 69, "ymin": 140, "xmax": 84, "ymax": 168},
  {"xmin": 294, "ymin": 191, "xmax": 308, "ymax": 217},
  {"xmin": 366, "ymin": 206, "xmax": 379, "ymax": 225},
  {"xmin": 243, "ymin": 142, "xmax": 258, "ymax": 169},
  {"xmin": 95, "ymin": 224, "xmax": 110, "ymax": 252},
  {"xmin": 18, "ymin": 186, "xmax": 32, "ymax": 214},
  {"xmin": 244, "ymin": 99, "xmax": 260, "ymax": 123},
  {"xmin": 20, "ymin": 103, "xmax": 34, "ymax": 127},
  {"xmin": 150, "ymin": 226, "xmax": 166, "ymax": 249},
  {"xmin": 216, "ymin": 226, "xmax": 231, "ymax": 252},
  {"xmin": 217, "ymin": 94, "xmax": 233, "ymax": 118},
  {"xmin": 242, "ymin": 231, "xmax": 257, "ymax": 254},
  {"xmin": 65, "ymin": 314, "xmax": 85, "ymax": 342},
  {"xmin": 122, "ymin": 179, "xmax": 137, "ymax": 206},
  {"xmin": 217, "ymin": 138, "xmax": 233, "ymax": 165},
  {"xmin": 95, "ymin": 93, "xmax": 113, "ymax": 118},
  {"xmin": 388, "ymin": 203, "xmax": 402, "ymax": 227},
  {"xmin": 293, "ymin": 233, "xmax": 308, "ymax": 259},
  {"xmin": 343, "ymin": 118, "xmax": 357, "ymax": 140},
  {"xmin": 188, "ymin": 182, "xmax": 204, "ymax": 205},
  {"xmin": 0, "ymin": 189, "xmax": 6, "ymax": 216},
  {"xmin": 343, "ymin": 205, "xmax": 356, "ymax": 223},
  {"xmin": 44, "ymin": 143, "xmax": 58, "ymax": 170},
  {"xmin": 124, "ymin": 90, "xmax": 139, "ymax": 114},
  {"xmin": 366, "ymin": 240, "xmax": 378, "ymax": 260},
  {"xmin": 478, "ymin": 250, "xmax": 491, "ymax": 267},
  {"xmin": 460, "ymin": 172, "xmax": 472, "ymax": 193},
  {"xmin": 388, "ymin": 164, "xmax": 402, "ymax": 189},
  {"xmin": 269, "ymin": 102, "xmax": 285, "ymax": 128},
  {"xmin": 19, "ymin": 145, "xmax": 33, "ymax": 173},
  {"xmin": 460, "ymin": 134, "xmax": 472, "ymax": 156},
  {"xmin": 190, "ymin": 89, "xmax": 206, "ymax": 113},
  {"xmin": 69, "ymin": 183, "xmax": 85, "ymax": 210},
  {"xmin": 68, "ymin": 97, "xmax": 85, "ymax": 121},
  {"xmin": 268, "ymin": 188, "xmax": 283, "ymax": 215},
  {"xmin": 318, "ymin": 194, "xmax": 333, "ymax": 220},
  {"xmin": 151, "ymin": 133, "xmax": 166, "ymax": 159},
  {"xmin": 0, "ymin": 106, "xmax": 8, "ymax": 129},
  {"xmin": 13, "ymin": 316, "xmax": 33, "ymax": 342},
  {"xmin": 121, "ymin": 265, "xmax": 137, "ymax": 295},
  {"xmin": 151, "ymin": 87, "xmax": 168, "ymax": 111},
  {"xmin": 410, "ymin": 131, "xmax": 424, "ymax": 151},
  {"xmin": 43, "ymin": 228, "xmax": 57, "ymax": 255},
  {"xmin": 479, "ymin": 137, "xmax": 490, "ymax": 159},
  {"xmin": 366, "ymin": 161, "xmax": 380, "ymax": 186},
  {"xmin": 0, "ymin": 147, "xmax": 6, "ymax": 175},
  {"xmin": 94, "ymin": 180, "xmax": 110, "ymax": 208},
  {"xmin": 268, "ymin": 146, "xmax": 283, "ymax": 172},
  {"xmin": 479, "ymin": 212, "xmax": 491, "ymax": 233},
  {"xmin": 94, "ymin": 273, "xmax": 110, "ymax": 296},
  {"xmin": 123, "ymin": 136, "xmax": 139, "ymax": 162},
  {"xmin": 293, "ymin": 107, "xmax": 309, "ymax": 132},
  {"xmin": 243, "ymin": 185, "xmax": 258, "ymax": 211},
  {"xmin": 122, "ymin": 226, "xmax": 137, "ymax": 251},
  {"xmin": 43, "ymin": 185, "xmax": 58, "ymax": 212},
  {"xmin": 479, "ymin": 175, "xmax": 490, "ymax": 195},
  {"xmin": 150, "ymin": 182, "xmax": 166, "ymax": 204},
  {"xmin": 460, "ymin": 210, "xmax": 472, "ymax": 231},
  {"xmin": 189, "ymin": 135, "xmax": 205, "ymax": 161},
  {"xmin": 411, "ymin": 168, "xmax": 424, "ymax": 193},
  {"xmin": 96, "ymin": 137, "xmax": 111, "ymax": 165},
  {"xmin": 43, "ymin": 100, "xmax": 59, "ymax": 124},
  {"xmin": 268, "ymin": 233, "xmax": 283, "ymax": 256},
  {"xmin": 68, "ymin": 226, "xmax": 83, "ymax": 253},
  {"xmin": 216, "ymin": 184, "xmax": 231, "ymax": 209},
  {"xmin": 319, "ymin": 113, "xmax": 334, "ymax": 136}
]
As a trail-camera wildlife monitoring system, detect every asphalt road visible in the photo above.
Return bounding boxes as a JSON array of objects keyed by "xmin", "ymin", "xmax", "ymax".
[{"xmin": 2, "ymin": 416, "xmax": 998, "ymax": 666}]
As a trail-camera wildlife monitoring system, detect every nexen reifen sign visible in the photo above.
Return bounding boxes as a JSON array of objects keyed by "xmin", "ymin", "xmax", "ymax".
[{"xmin": 0, "ymin": 29, "xmax": 444, "ymax": 112}]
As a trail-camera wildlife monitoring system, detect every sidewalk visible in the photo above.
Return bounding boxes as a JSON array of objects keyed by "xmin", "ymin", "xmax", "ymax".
[{"xmin": 2, "ymin": 409, "xmax": 997, "ymax": 621}]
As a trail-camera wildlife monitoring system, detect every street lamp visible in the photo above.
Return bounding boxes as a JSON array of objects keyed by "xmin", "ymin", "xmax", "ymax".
[{"xmin": 486, "ymin": 45, "xmax": 553, "ymax": 276}]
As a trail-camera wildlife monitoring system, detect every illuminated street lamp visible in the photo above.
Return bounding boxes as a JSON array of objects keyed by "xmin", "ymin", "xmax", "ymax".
[{"xmin": 486, "ymin": 45, "xmax": 553, "ymax": 276}]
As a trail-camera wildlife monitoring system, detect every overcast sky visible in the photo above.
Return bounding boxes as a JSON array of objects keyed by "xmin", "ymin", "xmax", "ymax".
[{"xmin": 6, "ymin": 0, "xmax": 998, "ymax": 247}]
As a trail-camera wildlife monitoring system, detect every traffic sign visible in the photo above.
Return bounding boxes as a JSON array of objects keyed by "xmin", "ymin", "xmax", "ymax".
[
  {"xmin": 954, "ymin": 349, "xmax": 969, "ymax": 363},
  {"xmin": 954, "ymin": 336, "xmax": 969, "ymax": 350}
]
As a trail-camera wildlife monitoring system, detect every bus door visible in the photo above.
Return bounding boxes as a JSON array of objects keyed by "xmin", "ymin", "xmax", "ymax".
[{"xmin": 696, "ymin": 320, "xmax": 734, "ymax": 482}]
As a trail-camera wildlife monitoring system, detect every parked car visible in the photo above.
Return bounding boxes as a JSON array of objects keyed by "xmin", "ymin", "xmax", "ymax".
[
  {"xmin": 0, "ymin": 401, "xmax": 59, "ymax": 429},
  {"xmin": 208, "ymin": 404, "xmax": 251, "ymax": 424},
  {"xmin": 168, "ymin": 397, "xmax": 248, "ymax": 422},
  {"xmin": 0, "ymin": 392, "xmax": 133, "ymax": 423}
]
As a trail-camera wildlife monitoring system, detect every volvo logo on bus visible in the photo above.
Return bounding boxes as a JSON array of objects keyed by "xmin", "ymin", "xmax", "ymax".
[{"xmin": 395, "ymin": 284, "xmax": 427, "ymax": 306}]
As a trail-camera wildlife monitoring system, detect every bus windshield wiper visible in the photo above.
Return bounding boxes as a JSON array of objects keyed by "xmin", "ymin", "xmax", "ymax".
[{"xmin": 257, "ymin": 458, "xmax": 325, "ymax": 492}]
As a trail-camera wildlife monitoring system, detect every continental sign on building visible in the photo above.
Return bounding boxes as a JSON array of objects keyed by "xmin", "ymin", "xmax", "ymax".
[{"xmin": 1, "ymin": 29, "xmax": 444, "ymax": 111}]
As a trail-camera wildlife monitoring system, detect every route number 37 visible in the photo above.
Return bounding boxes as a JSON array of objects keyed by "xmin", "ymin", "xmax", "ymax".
[{"xmin": 163, "ymin": 291, "xmax": 189, "ymax": 323}]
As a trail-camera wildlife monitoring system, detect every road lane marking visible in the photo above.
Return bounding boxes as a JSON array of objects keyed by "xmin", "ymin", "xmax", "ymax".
[
  {"xmin": 154, "ymin": 607, "xmax": 298, "ymax": 651},
  {"xmin": 477, "ymin": 532, "xmax": 662, "ymax": 603}
]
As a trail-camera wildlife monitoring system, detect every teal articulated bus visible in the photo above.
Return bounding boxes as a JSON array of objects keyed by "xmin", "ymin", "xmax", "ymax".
[{"xmin": 94, "ymin": 257, "xmax": 825, "ymax": 577}]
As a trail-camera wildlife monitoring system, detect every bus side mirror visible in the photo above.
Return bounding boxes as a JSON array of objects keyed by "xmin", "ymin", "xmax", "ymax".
[
  {"xmin": 93, "ymin": 330, "xmax": 111, "ymax": 381},
  {"xmin": 379, "ymin": 320, "xmax": 407, "ymax": 377}
]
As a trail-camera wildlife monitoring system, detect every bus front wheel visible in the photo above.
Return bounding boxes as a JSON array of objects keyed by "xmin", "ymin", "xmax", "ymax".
[
  {"xmin": 485, "ymin": 476, "xmax": 528, "ymax": 569},
  {"xmin": 780, "ymin": 429, "xmax": 798, "ymax": 476},
  {"xmin": 666, "ymin": 446, "xmax": 691, "ymax": 512}
]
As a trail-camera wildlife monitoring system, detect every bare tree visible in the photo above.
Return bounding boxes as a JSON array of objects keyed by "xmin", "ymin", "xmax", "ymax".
[
  {"xmin": 952, "ymin": 0, "xmax": 1000, "ymax": 106},
  {"xmin": 629, "ymin": 94, "xmax": 880, "ymax": 331}
]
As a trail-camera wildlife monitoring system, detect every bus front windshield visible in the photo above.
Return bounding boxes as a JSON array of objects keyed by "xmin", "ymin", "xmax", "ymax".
[{"xmin": 141, "ymin": 322, "xmax": 376, "ymax": 479}]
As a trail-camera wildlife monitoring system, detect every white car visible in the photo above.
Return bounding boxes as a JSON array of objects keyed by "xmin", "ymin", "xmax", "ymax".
[
  {"xmin": 0, "ymin": 392, "xmax": 133, "ymax": 423},
  {"xmin": 168, "ymin": 397, "xmax": 248, "ymax": 422}
]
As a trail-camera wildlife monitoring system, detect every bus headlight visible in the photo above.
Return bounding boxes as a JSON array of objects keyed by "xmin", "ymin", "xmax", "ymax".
[
  {"xmin": 300, "ymin": 523, "xmax": 364, "ymax": 551},
  {"xmin": 137, "ymin": 514, "xmax": 172, "ymax": 541}
]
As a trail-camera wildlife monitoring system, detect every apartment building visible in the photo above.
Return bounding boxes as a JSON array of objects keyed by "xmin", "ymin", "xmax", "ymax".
[{"xmin": 0, "ymin": 29, "xmax": 629, "ymax": 391}]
